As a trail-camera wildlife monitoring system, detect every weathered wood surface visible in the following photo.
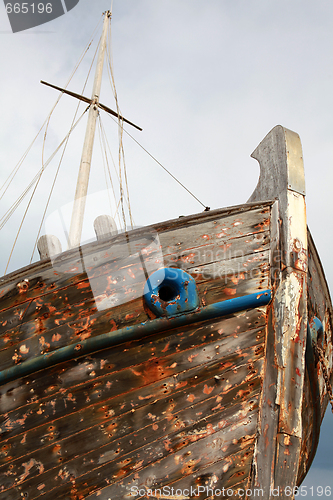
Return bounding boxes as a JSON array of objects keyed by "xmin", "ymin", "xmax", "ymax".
[
  {"xmin": 0, "ymin": 201, "xmax": 273, "ymax": 499},
  {"xmin": 297, "ymin": 361, "xmax": 318, "ymax": 485},
  {"xmin": 0, "ymin": 125, "xmax": 332, "ymax": 499},
  {"xmin": 249, "ymin": 126, "xmax": 309, "ymax": 500},
  {"xmin": 0, "ymin": 201, "xmax": 272, "ymax": 286},
  {"xmin": 0, "ymin": 307, "xmax": 267, "ymax": 499},
  {"xmin": 307, "ymin": 231, "xmax": 333, "ymax": 407},
  {"xmin": 296, "ymin": 230, "xmax": 333, "ymax": 484},
  {"xmin": 0, "ymin": 203, "xmax": 272, "ymax": 310},
  {"xmin": 37, "ymin": 234, "xmax": 62, "ymax": 259},
  {"xmin": 248, "ymin": 201, "xmax": 280, "ymax": 494},
  {"xmin": 0, "ymin": 204, "xmax": 271, "ymax": 372},
  {"xmin": 248, "ymin": 126, "xmax": 332, "ymax": 500}
]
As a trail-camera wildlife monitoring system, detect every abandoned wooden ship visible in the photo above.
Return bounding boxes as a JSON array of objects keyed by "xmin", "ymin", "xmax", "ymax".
[{"xmin": 0, "ymin": 10, "xmax": 332, "ymax": 500}]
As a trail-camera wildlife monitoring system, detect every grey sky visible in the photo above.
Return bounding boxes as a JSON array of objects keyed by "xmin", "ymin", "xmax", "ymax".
[{"xmin": 0, "ymin": 0, "xmax": 332, "ymax": 494}]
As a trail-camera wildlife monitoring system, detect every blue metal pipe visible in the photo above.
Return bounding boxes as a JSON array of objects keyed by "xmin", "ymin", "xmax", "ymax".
[{"xmin": 0, "ymin": 289, "xmax": 271, "ymax": 387}]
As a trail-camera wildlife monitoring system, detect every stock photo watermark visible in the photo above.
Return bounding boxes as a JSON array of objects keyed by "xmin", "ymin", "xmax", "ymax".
[
  {"xmin": 129, "ymin": 485, "xmax": 332, "ymax": 498},
  {"xmin": 3, "ymin": 0, "xmax": 80, "ymax": 32}
]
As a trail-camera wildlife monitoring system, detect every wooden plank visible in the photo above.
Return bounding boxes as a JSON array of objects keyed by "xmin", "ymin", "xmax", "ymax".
[
  {"xmin": 297, "ymin": 369, "xmax": 315, "ymax": 485},
  {"xmin": 161, "ymin": 215, "xmax": 271, "ymax": 266},
  {"xmin": 0, "ymin": 224, "xmax": 270, "ymax": 333},
  {"xmin": 248, "ymin": 202, "xmax": 280, "ymax": 499},
  {"xmin": 0, "ymin": 242, "xmax": 269, "ymax": 338},
  {"xmin": 249, "ymin": 307, "xmax": 279, "ymax": 498},
  {"xmin": 0, "ymin": 200, "xmax": 273, "ymax": 499},
  {"xmin": 307, "ymin": 231, "xmax": 333, "ymax": 414},
  {"xmin": 0, "ymin": 203, "xmax": 273, "ymax": 313},
  {"xmin": 0, "ymin": 246, "xmax": 269, "ymax": 347},
  {"xmin": 0, "ymin": 312, "xmax": 263, "ymax": 496},
  {"xmin": 0, "ymin": 252, "xmax": 269, "ymax": 372},
  {"xmin": 0, "ymin": 356, "xmax": 263, "ymax": 470},
  {"xmin": 0, "ymin": 387, "xmax": 259, "ymax": 497},
  {"xmin": 248, "ymin": 126, "xmax": 307, "ymax": 270},
  {"xmin": 296, "ymin": 230, "xmax": 333, "ymax": 486},
  {"xmin": 11, "ymin": 407, "xmax": 257, "ymax": 500},
  {"xmin": 307, "ymin": 230, "xmax": 332, "ymax": 322},
  {"xmin": 0, "ymin": 201, "xmax": 271, "ymax": 376},
  {"xmin": 0, "ymin": 304, "xmax": 264, "ymax": 496},
  {"xmin": 100, "ymin": 446, "xmax": 255, "ymax": 500},
  {"xmin": 274, "ymin": 433, "xmax": 301, "ymax": 499},
  {"xmin": 248, "ymin": 126, "xmax": 308, "ymax": 493},
  {"xmin": 0, "ymin": 311, "xmax": 266, "ymax": 440},
  {"xmin": 275, "ymin": 269, "xmax": 307, "ymax": 436},
  {"xmin": 0, "ymin": 263, "xmax": 269, "ymax": 372}
]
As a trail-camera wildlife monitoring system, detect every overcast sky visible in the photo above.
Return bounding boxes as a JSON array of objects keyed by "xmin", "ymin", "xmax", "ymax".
[{"xmin": 0, "ymin": 0, "xmax": 332, "ymax": 494}]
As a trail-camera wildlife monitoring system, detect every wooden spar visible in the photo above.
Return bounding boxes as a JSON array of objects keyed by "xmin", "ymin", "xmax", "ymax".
[
  {"xmin": 40, "ymin": 81, "xmax": 143, "ymax": 131},
  {"xmin": 68, "ymin": 11, "xmax": 111, "ymax": 249}
]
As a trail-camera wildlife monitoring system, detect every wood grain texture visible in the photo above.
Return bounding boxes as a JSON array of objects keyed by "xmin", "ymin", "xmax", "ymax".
[
  {"xmin": 249, "ymin": 202, "xmax": 280, "ymax": 498},
  {"xmin": 248, "ymin": 126, "xmax": 309, "ymax": 499},
  {"xmin": 296, "ymin": 229, "xmax": 333, "ymax": 485},
  {"xmin": 0, "ymin": 205, "xmax": 271, "ymax": 372},
  {"xmin": 0, "ymin": 309, "xmax": 266, "ymax": 499},
  {"xmin": 0, "ymin": 202, "xmax": 272, "ymax": 499},
  {"xmin": 0, "ymin": 138, "xmax": 332, "ymax": 500}
]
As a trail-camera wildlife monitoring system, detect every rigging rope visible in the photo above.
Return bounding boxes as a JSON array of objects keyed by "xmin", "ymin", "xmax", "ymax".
[
  {"xmin": 0, "ymin": 17, "xmax": 102, "ymax": 204},
  {"xmin": 2, "ymin": 9, "xmax": 210, "ymax": 275},
  {"xmin": 97, "ymin": 114, "xmax": 120, "ymax": 225},
  {"xmin": 99, "ymin": 115, "xmax": 135, "ymax": 226},
  {"xmin": 3, "ymin": 111, "xmax": 87, "ymax": 274},
  {"xmin": 0, "ymin": 111, "xmax": 87, "ymax": 232},
  {"xmin": 2, "ymin": 17, "xmax": 104, "ymax": 273},
  {"xmin": 104, "ymin": 11, "xmax": 209, "ymax": 214},
  {"xmin": 30, "ymin": 40, "xmax": 102, "ymax": 263},
  {"xmin": 106, "ymin": 114, "xmax": 210, "ymax": 211},
  {"xmin": 106, "ymin": 19, "xmax": 134, "ymax": 230},
  {"xmin": 0, "ymin": 128, "xmax": 44, "ymax": 202}
]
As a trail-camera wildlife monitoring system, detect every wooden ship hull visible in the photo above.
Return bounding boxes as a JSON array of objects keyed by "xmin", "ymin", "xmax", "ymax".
[{"xmin": 0, "ymin": 126, "xmax": 332, "ymax": 499}]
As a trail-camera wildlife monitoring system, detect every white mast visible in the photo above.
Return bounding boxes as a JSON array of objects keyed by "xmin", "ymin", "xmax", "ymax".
[{"xmin": 68, "ymin": 11, "xmax": 111, "ymax": 249}]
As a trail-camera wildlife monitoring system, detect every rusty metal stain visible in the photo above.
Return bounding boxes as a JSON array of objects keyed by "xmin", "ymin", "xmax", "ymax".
[{"xmin": 0, "ymin": 199, "xmax": 330, "ymax": 499}]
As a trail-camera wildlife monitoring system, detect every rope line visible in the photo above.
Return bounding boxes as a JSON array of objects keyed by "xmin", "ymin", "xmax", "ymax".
[
  {"xmin": 30, "ymin": 40, "xmax": 102, "ymax": 263},
  {"xmin": 1, "ymin": 18, "xmax": 102, "ymax": 204},
  {"xmin": 2, "ymin": 10, "xmax": 209, "ymax": 276},
  {"xmin": 0, "ymin": 111, "xmax": 87, "ymax": 231},
  {"xmin": 106, "ymin": 18, "xmax": 134, "ymax": 229},
  {"xmin": 106, "ymin": 114, "xmax": 209, "ymax": 211},
  {"xmin": 3, "ymin": 111, "xmax": 88, "ymax": 274},
  {"xmin": 97, "ymin": 114, "xmax": 120, "ymax": 224},
  {"xmin": 2, "ymin": 19, "xmax": 104, "ymax": 273},
  {"xmin": 98, "ymin": 115, "xmax": 133, "ymax": 226}
]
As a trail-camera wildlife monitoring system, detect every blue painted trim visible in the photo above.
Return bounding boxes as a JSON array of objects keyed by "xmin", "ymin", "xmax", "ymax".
[
  {"xmin": 143, "ymin": 268, "xmax": 199, "ymax": 317},
  {"xmin": 0, "ymin": 289, "xmax": 271, "ymax": 387}
]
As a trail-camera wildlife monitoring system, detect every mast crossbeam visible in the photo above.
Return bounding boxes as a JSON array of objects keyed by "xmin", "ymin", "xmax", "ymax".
[{"xmin": 40, "ymin": 80, "xmax": 142, "ymax": 131}]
